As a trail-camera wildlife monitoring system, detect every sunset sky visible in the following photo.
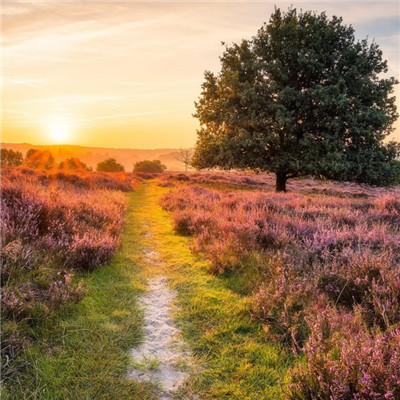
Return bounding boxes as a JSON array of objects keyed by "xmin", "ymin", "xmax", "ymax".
[{"xmin": 2, "ymin": 1, "xmax": 399, "ymax": 149}]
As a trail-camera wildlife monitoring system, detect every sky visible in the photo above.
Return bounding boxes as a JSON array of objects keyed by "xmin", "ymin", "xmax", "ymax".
[{"xmin": 1, "ymin": 0, "xmax": 399, "ymax": 149}]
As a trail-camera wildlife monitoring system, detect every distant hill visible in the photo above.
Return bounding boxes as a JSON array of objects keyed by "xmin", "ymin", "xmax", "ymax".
[{"xmin": 1, "ymin": 143, "xmax": 192, "ymax": 171}]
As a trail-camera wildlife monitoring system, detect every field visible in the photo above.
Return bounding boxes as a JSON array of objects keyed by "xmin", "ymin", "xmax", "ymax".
[
  {"xmin": 1, "ymin": 168, "xmax": 138, "ymax": 373},
  {"xmin": 1, "ymin": 167, "xmax": 400, "ymax": 399},
  {"xmin": 160, "ymin": 172, "xmax": 400, "ymax": 399}
]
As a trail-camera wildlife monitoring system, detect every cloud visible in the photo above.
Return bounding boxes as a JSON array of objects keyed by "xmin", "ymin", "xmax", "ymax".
[
  {"xmin": 71, "ymin": 109, "xmax": 184, "ymax": 124},
  {"xmin": 2, "ymin": 77, "xmax": 44, "ymax": 88},
  {"xmin": 2, "ymin": 1, "xmax": 399, "ymax": 146},
  {"xmin": 11, "ymin": 94, "xmax": 122, "ymax": 106}
]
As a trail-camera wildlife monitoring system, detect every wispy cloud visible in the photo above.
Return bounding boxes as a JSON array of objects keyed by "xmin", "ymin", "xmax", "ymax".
[
  {"xmin": 11, "ymin": 94, "xmax": 122, "ymax": 106},
  {"xmin": 2, "ymin": 1, "xmax": 399, "ymax": 146},
  {"xmin": 3, "ymin": 77, "xmax": 44, "ymax": 88},
  {"xmin": 71, "ymin": 109, "xmax": 184, "ymax": 124}
]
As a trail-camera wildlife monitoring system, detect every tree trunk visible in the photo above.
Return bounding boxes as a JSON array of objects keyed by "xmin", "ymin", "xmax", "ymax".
[{"xmin": 275, "ymin": 172, "xmax": 287, "ymax": 192}]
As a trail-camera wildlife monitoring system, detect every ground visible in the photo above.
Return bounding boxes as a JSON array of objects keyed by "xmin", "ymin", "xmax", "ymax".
[{"xmin": 4, "ymin": 179, "xmax": 292, "ymax": 400}]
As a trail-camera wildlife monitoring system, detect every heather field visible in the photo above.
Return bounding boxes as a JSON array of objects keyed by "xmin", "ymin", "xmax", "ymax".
[
  {"xmin": 1, "ymin": 167, "xmax": 138, "ymax": 380},
  {"xmin": 3, "ymin": 1, "xmax": 400, "ymax": 398},
  {"xmin": 2, "ymin": 168, "xmax": 400, "ymax": 399},
  {"xmin": 160, "ymin": 172, "xmax": 400, "ymax": 399}
]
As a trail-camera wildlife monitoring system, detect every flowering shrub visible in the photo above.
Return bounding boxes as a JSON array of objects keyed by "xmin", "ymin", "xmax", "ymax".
[
  {"xmin": 1, "ymin": 167, "xmax": 132, "ymax": 362},
  {"xmin": 160, "ymin": 178, "xmax": 400, "ymax": 397},
  {"xmin": 289, "ymin": 305, "xmax": 400, "ymax": 400}
]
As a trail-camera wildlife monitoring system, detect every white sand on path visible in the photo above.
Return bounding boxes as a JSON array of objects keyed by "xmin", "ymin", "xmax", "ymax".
[{"xmin": 127, "ymin": 273, "xmax": 190, "ymax": 398}]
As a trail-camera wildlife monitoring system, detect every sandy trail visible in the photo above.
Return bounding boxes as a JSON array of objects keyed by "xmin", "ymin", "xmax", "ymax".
[{"xmin": 127, "ymin": 248, "xmax": 189, "ymax": 399}]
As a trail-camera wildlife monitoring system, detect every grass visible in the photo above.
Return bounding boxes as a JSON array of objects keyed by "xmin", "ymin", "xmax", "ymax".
[
  {"xmin": 3, "ymin": 179, "xmax": 293, "ymax": 399},
  {"xmin": 2, "ymin": 187, "xmax": 156, "ymax": 400},
  {"xmin": 138, "ymin": 180, "xmax": 294, "ymax": 400},
  {"xmin": 130, "ymin": 356, "xmax": 160, "ymax": 372}
]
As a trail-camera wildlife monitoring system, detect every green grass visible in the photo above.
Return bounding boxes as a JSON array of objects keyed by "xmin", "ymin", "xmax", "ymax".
[
  {"xmin": 130, "ymin": 356, "xmax": 160, "ymax": 372},
  {"xmin": 2, "ymin": 188, "xmax": 156, "ymax": 400},
  {"xmin": 138, "ymin": 180, "xmax": 294, "ymax": 400},
  {"xmin": 3, "ymin": 179, "xmax": 293, "ymax": 400}
]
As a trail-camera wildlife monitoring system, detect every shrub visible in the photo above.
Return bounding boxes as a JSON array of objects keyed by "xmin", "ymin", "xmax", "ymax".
[
  {"xmin": 58, "ymin": 157, "xmax": 90, "ymax": 171},
  {"xmin": 288, "ymin": 306, "xmax": 400, "ymax": 399},
  {"xmin": 96, "ymin": 158, "xmax": 125, "ymax": 172},
  {"xmin": 24, "ymin": 149, "xmax": 55, "ymax": 170},
  {"xmin": 133, "ymin": 159, "xmax": 166, "ymax": 173}
]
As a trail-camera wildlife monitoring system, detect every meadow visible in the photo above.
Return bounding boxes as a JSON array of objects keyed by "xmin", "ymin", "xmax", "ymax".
[
  {"xmin": 160, "ymin": 172, "xmax": 400, "ymax": 399},
  {"xmin": 2, "ymin": 165, "xmax": 400, "ymax": 399},
  {"xmin": 1, "ymin": 167, "xmax": 138, "ymax": 372}
]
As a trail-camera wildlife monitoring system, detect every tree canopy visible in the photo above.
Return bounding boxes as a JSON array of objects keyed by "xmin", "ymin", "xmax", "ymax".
[
  {"xmin": 96, "ymin": 158, "xmax": 125, "ymax": 172},
  {"xmin": 25, "ymin": 149, "xmax": 55, "ymax": 170},
  {"xmin": 0, "ymin": 149, "xmax": 23, "ymax": 167},
  {"xmin": 192, "ymin": 8, "xmax": 399, "ymax": 191},
  {"xmin": 59, "ymin": 157, "xmax": 90, "ymax": 171}
]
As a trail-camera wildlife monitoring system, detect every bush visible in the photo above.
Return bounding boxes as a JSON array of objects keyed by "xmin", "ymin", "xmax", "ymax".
[
  {"xmin": 96, "ymin": 158, "xmax": 125, "ymax": 172},
  {"xmin": 133, "ymin": 159, "xmax": 166, "ymax": 173},
  {"xmin": 58, "ymin": 157, "xmax": 90, "ymax": 171},
  {"xmin": 24, "ymin": 149, "xmax": 55, "ymax": 170},
  {"xmin": 288, "ymin": 306, "xmax": 400, "ymax": 400}
]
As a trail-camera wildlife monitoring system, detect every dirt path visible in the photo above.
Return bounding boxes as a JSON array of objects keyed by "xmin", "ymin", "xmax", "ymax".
[
  {"xmin": 127, "ymin": 275, "xmax": 189, "ymax": 398},
  {"xmin": 127, "ymin": 218, "xmax": 191, "ymax": 399},
  {"xmin": 124, "ymin": 180, "xmax": 289, "ymax": 400}
]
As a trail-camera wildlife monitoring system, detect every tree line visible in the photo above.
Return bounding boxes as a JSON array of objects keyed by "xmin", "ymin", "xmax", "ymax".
[{"xmin": 0, "ymin": 148, "xmax": 167, "ymax": 173}]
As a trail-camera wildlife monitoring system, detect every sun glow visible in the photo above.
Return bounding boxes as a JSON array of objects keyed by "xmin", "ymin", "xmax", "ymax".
[{"xmin": 48, "ymin": 119, "xmax": 71, "ymax": 144}]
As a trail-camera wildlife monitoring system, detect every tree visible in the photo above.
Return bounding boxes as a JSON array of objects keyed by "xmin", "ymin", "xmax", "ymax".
[
  {"xmin": 25, "ymin": 149, "xmax": 55, "ymax": 170},
  {"xmin": 96, "ymin": 158, "xmax": 125, "ymax": 172},
  {"xmin": 175, "ymin": 148, "xmax": 193, "ymax": 171},
  {"xmin": 59, "ymin": 157, "xmax": 90, "ymax": 171},
  {"xmin": 133, "ymin": 159, "xmax": 166, "ymax": 173},
  {"xmin": 0, "ymin": 149, "xmax": 23, "ymax": 167},
  {"xmin": 192, "ymin": 8, "xmax": 399, "ymax": 191}
]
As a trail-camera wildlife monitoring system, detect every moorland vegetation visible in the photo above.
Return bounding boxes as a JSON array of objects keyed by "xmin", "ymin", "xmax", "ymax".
[
  {"xmin": 1, "ymin": 165, "xmax": 138, "ymax": 374},
  {"xmin": 160, "ymin": 172, "xmax": 400, "ymax": 399}
]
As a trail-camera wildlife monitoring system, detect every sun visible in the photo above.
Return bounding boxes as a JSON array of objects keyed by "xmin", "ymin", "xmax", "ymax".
[{"xmin": 48, "ymin": 120, "xmax": 70, "ymax": 144}]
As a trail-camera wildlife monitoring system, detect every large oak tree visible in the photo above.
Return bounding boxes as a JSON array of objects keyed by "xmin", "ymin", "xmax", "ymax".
[{"xmin": 192, "ymin": 8, "xmax": 399, "ymax": 191}]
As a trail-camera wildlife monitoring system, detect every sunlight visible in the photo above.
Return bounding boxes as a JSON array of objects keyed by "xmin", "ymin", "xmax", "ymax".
[{"xmin": 47, "ymin": 119, "xmax": 70, "ymax": 144}]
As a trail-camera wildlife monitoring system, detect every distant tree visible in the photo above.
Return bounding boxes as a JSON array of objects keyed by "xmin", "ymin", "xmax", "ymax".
[
  {"xmin": 133, "ymin": 159, "xmax": 166, "ymax": 173},
  {"xmin": 96, "ymin": 158, "xmax": 125, "ymax": 172},
  {"xmin": 25, "ymin": 149, "xmax": 55, "ymax": 170},
  {"xmin": 26, "ymin": 148, "xmax": 39, "ymax": 160},
  {"xmin": 59, "ymin": 157, "xmax": 90, "ymax": 171},
  {"xmin": 0, "ymin": 149, "xmax": 23, "ymax": 167},
  {"xmin": 193, "ymin": 8, "xmax": 399, "ymax": 191},
  {"xmin": 175, "ymin": 149, "xmax": 193, "ymax": 171}
]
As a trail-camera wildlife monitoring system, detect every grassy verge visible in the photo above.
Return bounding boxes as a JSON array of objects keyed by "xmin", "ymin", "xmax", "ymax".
[
  {"xmin": 139, "ymin": 180, "xmax": 294, "ymax": 400},
  {"xmin": 2, "ymin": 187, "xmax": 155, "ymax": 400}
]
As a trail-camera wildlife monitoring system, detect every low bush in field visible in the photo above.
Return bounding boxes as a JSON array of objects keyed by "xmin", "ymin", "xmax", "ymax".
[
  {"xmin": 1, "ymin": 167, "xmax": 135, "ymax": 363},
  {"xmin": 133, "ymin": 159, "xmax": 166, "ymax": 173},
  {"xmin": 160, "ymin": 181, "xmax": 400, "ymax": 398}
]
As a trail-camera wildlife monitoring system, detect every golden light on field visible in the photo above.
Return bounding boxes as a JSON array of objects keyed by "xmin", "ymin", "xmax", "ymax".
[{"xmin": 47, "ymin": 119, "xmax": 71, "ymax": 144}]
